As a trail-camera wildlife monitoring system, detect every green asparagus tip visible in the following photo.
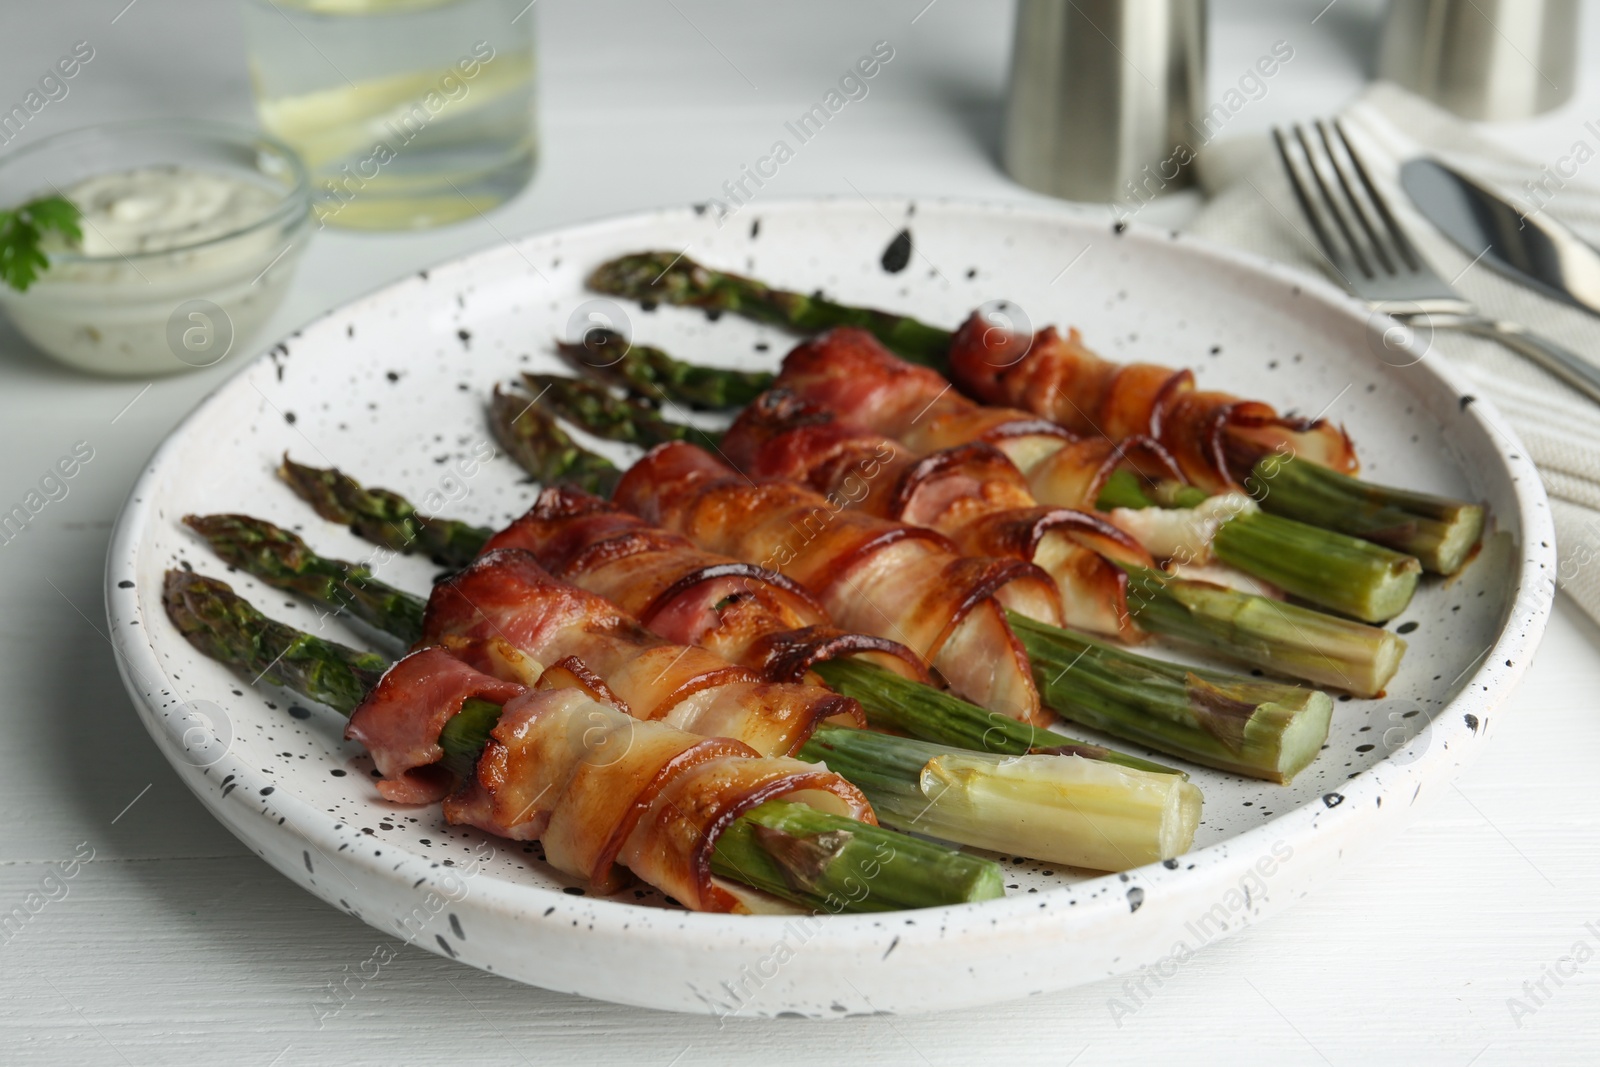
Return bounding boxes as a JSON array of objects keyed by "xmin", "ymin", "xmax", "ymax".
[
  {"xmin": 161, "ymin": 569, "xmax": 387, "ymax": 716},
  {"xmin": 489, "ymin": 385, "xmax": 622, "ymax": 497},
  {"xmin": 523, "ymin": 371, "xmax": 722, "ymax": 450},
  {"xmin": 555, "ymin": 327, "xmax": 775, "ymax": 410},
  {"xmin": 183, "ymin": 513, "xmax": 427, "ymax": 645}
]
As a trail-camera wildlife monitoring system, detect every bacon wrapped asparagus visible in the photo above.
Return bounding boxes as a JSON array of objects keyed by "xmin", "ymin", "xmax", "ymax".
[
  {"xmin": 518, "ymin": 371, "xmax": 1408, "ymax": 696},
  {"xmin": 586, "ymin": 251, "xmax": 1484, "ymax": 574},
  {"xmin": 260, "ymin": 458, "xmax": 1331, "ymax": 783},
  {"xmin": 543, "ymin": 329, "xmax": 1424, "ymax": 625},
  {"xmin": 181, "ymin": 524, "xmax": 1204, "ymax": 866},
  {"xmin": 471, "ymin": 416, "xmax": 1334, "ymax": 778},
  {"xmin": 257, "ymin": 471, "xmax": 1198, "ymax": 773},
  {"xmin": 163, "ymin": 570, "xmax": 1004, "ymax": 911}
]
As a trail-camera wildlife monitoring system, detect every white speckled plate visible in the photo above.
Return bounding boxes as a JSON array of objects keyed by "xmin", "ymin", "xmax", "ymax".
[{"xmin": 106, "ymin": 198, "xmax": 1555, "ymax": 1018}]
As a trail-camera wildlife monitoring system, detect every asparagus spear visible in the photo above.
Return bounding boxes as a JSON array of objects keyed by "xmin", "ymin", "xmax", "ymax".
[
  {"xmin": 811, "ymin": 657, "xmax": 1175, "ymax": 773},
  {"xmin": 163, "ymin": 569, "xmax": 1003, "ymax": 912},
  {"xmin": 528, "ymin": 381, "xmax": 1409, "ymax": 684},
  {"xmin": 488, "ymin": 385, "xmax": 622, "ymax": 498},
  {"xmin": 1006, "ymin": 611, "xmax": 1334, "ymax": 784},
  {"xmin": 183, "ymin": 514, "xmax": 426, "ymax": 644},
  {"xmin": 588, "ymin": 253, "xmax": 954, "ymax": 367},
  {"xmin": 1120, "ymin": 565, "xmax": 1404, "ymax": 698},
  {"xmin": 278, "ymin": 456, "xmax": 489, "ymax": 568},
  {"xmin": 557, "ymin": 331, "xmax": 774, "ymax": 410},
  {"xmin": 1242, "ymin": 449, "xmax": 1485, "ymax": 576},
  {"xmin": 165, "ymin": 569, "xmax": 388, "ymax": 715},
  {"xmin": 523, "ymin": 371, "xmax": 722, "ymax": 450}
]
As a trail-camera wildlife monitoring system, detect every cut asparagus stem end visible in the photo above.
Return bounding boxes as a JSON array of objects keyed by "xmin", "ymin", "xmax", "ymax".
[
  {"xmin": 1120, "ymin": 564, "xmax": 1405, "ymax": 698},
  {"xmin": 1246, "ymin": 452, "xmax": 1485, "ymax": 575},
  {"xmin": 489, "ymin": 385, "xmax": 622, "ymax": 497},
  {"xmin": 711, "ymin": 798, "xmax": 1004, "ymax": 911},
  {"xmin": 801, "ymin": 726, "xmax": 1200, "ymax": 871},
  {"xmin": 811, "ymin": 658, "xmax": 1182, "ymax": 775},
  {"xmin": 162, "ymin": 570, "xmax": 389, "ymax": 717},
  {"xmin": 556, "ymin": 329, "xmax": 775, "ymax": 410},
  {"xmin": 1005, "ymin": 610, "xmax": 1334, "ymax": 784},
  {"xmin": 277, "ymin": 457, "xmax": 491, "ymax": 569},
  {"xmin": 184, "ymin": 513, "xmax": 427, "ymax": 644},
  {"xmin": 1212, "ymin": 510, "xmax": 1422, "ymax": 624}
]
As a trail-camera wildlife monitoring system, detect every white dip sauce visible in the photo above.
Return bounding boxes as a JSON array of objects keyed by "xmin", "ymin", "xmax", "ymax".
[
  {"xmin": 65, "ymin": 166, "xmax": 281, "ymax": 256},
  {"xmin": 0, "ymin": 165, "xmax": 305, "ymax": 377}
]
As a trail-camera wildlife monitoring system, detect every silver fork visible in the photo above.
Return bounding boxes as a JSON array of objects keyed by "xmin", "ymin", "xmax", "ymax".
[{"xmin": 1273, "ymin": 118, "xmax": 1600, "ymax": 405}]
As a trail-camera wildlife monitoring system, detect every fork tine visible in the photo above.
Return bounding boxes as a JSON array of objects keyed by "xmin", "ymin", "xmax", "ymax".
[
  {"xmin": 1291, "ymin": 123, "xmax": 1374, "ymax": 278},
  {"xmin": 1272, "ymin": 126, "xmax": 1354, "ymax": 278},
  {"xmin": 1314, "ymin": 120, "xmax": 1395, "ymax": 275},
  {"xmin": 1331, "ymin": 118, "xmax": 1423, "ymax": 273}
]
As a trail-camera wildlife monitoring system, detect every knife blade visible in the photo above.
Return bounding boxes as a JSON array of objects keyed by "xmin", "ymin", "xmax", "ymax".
[{"xmin": 1399, "ymin": 157, "xmax": 1600, "ymax": 317}]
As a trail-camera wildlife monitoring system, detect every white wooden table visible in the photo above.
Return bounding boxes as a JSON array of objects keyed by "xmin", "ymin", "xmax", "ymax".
[{"xmin": 2, "ymin": 2, "xmax": 1597, "ymax": 1063}]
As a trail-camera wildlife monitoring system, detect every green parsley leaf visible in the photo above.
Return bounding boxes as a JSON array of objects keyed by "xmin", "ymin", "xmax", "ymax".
[{"xmin": 0, "ymin": 195, "xmax": 83, "ymax": 292}]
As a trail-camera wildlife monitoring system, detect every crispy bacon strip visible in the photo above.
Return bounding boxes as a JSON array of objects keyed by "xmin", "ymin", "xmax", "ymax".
[
  {"xmin": 722, "ymin": 391, "xmax": 1154, "ymax": 638},
  {"xmin": 614, "ymin": 441, "xmax": 1059, "ymax": 725},
  {"xmin": 482, "ymin": 486, "xmax": 927, "ymax": 684},
  {"xmin": 946, "ymin": 316, "xmax": 1358, "ymax": 491},
  {"xmin": 420, "ymin": 548, "xmax": 863, "ymax": 756},
  {"xmin": 354, "ymin": 647, "xmax": 871, "ymax": 911},
  {"xmin": 346, "ymin": 650, "xmax": 527, "ymax": 805},
  {"xmin": 776, "ymin": 326, "xmax": 1182, "ymax": 508}
]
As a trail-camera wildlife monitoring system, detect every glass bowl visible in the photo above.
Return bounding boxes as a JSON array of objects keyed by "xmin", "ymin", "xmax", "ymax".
[{"xmin": 0, "ymin": 119, "xmax": 312, "ymax": 376}]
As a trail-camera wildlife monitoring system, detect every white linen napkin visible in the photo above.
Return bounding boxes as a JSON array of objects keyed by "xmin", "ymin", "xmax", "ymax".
[{"xmin": 1188, "ymin": 81, "xmax": 1600, "ymax": 626}]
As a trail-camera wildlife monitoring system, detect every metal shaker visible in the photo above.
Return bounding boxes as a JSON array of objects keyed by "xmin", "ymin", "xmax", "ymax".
[
  {"xmin": 1378, "ymin": 0, "xmax": 1579, "ymax": 121},
  {"xmin": 1002, "ymin": 0, "xmax": 1206, "ymax": 203}
]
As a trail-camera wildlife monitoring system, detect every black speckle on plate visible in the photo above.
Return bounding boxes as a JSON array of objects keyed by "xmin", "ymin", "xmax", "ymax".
[
  {"xmin": 1464, "ymin": 713, "xmax": 1480, "ymax": 733},
  {"xmin": 1126, "ymin": 886, "xmax": 1144, "ymax": 912},
  {"xmin": 1396, "ymin": 621, "xmax": 1419, "ymax": 634},
  {"xmin": 1322, "ymin": 792, "xmax": 1344, "ymax": 808},
  {"xmin": 880, "ymin": 229, "xmax": 912, "ymax": 274},
  {"xmin": 118, "ymin": 580, "xmax": 134, "ymax": 589},
  {"xmin": 1460, "ymin": 395, "xmax": 1476, "ymax": 411}
]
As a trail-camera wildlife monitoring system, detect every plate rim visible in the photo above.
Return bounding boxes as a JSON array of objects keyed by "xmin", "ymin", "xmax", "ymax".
[{"xmin": 104, "ymin": 194, "xmax": 1559, "ymax": 1008}]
